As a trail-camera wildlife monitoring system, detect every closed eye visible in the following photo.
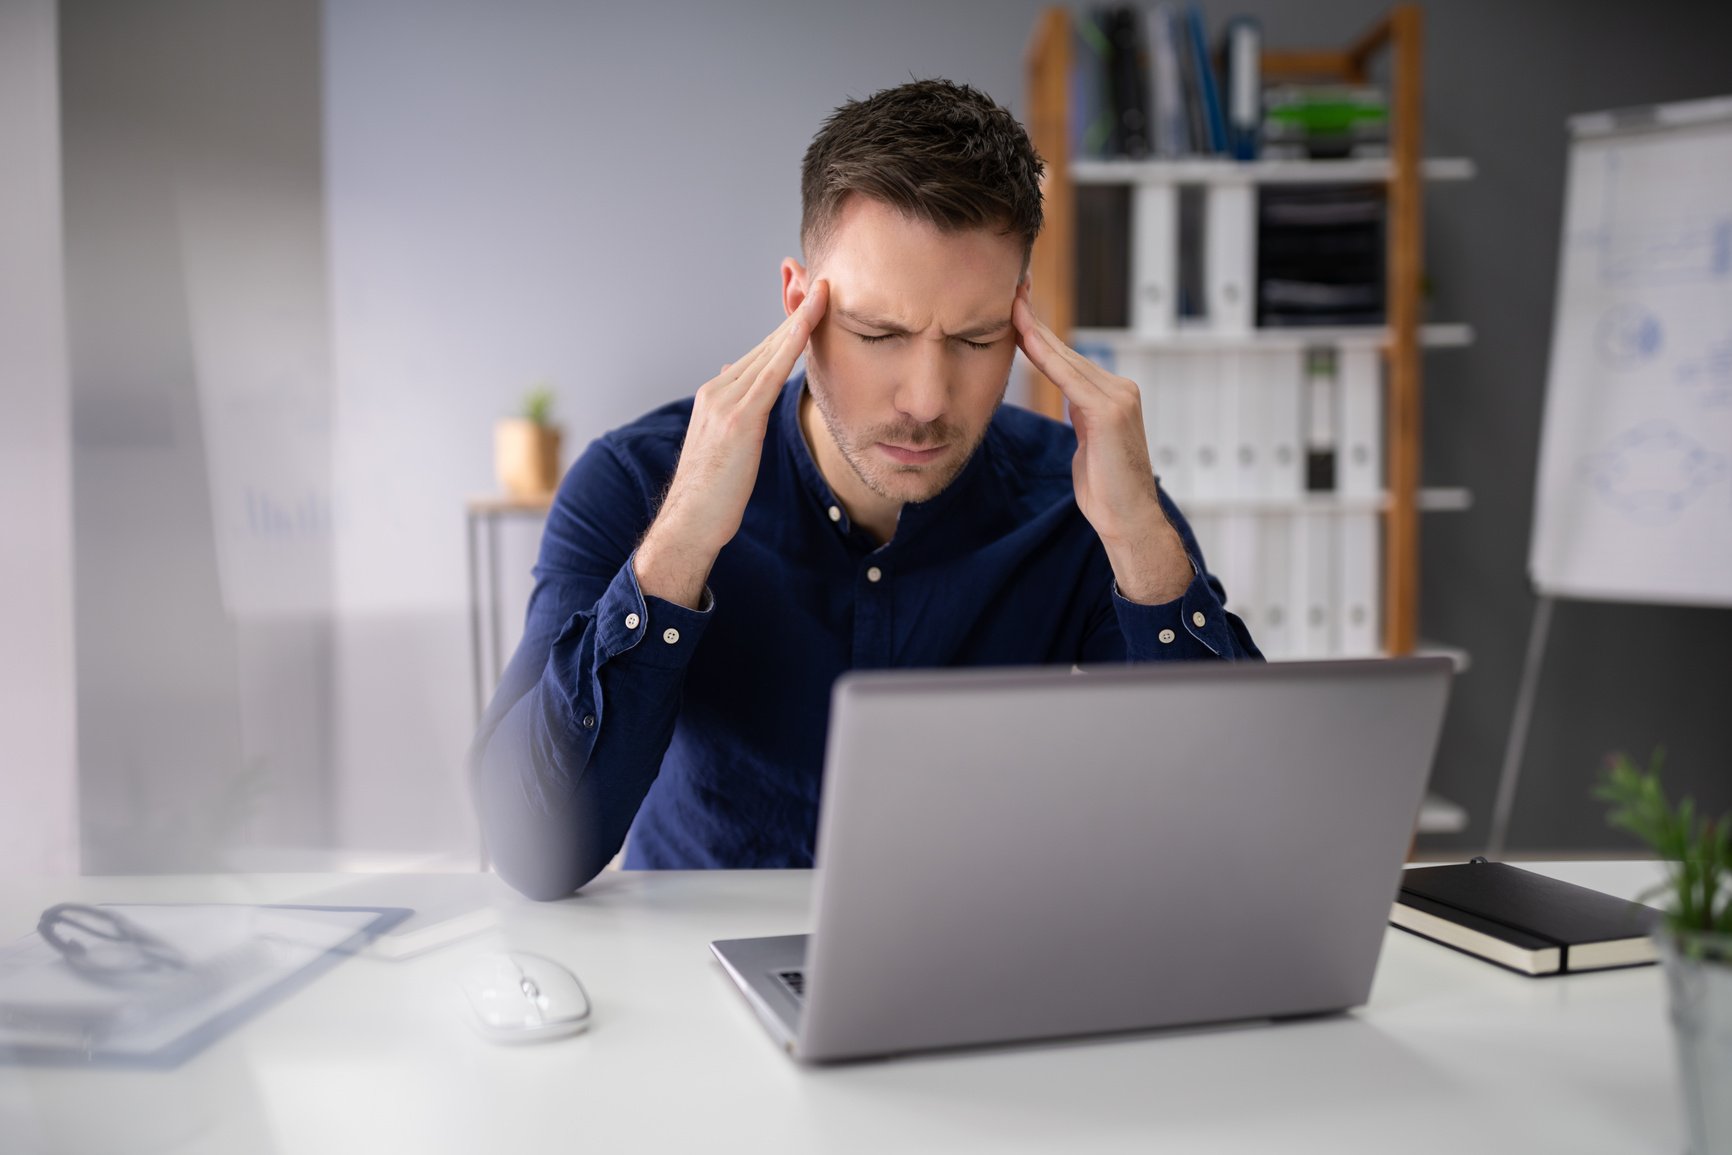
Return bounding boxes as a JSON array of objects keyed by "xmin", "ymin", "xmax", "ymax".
[{"xmin": 856, "ymin": 332, "xmax": 999, "ymax": 352}]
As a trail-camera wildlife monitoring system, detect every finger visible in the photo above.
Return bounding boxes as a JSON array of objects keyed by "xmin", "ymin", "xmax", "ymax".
[
  {"xmin": 744, "ymin": 296, "xmax": 817, "ymax": 408},
  {"xmin": 801, "ymin": 277, "xmax": 830, "ymax": 324},
  {"xmin": 710, "ymin": 306, "xmax": 803, "ymax": 392},
  {"xmin": 711, "ymin": 314, "xmax": 794, "ymax": 397},
  {"xmin": 1014, "ymin": 296, "xmax": 1106, "ymax": 405},
  {"xmin": 1025, "ymin": 301, "xmax": 1119, "ymax": 390}
]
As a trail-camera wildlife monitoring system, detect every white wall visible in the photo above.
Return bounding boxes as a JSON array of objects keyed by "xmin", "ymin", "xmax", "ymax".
[{"xmin": 0, "ymin": 0, "xmax": 79, "ymax": 877}]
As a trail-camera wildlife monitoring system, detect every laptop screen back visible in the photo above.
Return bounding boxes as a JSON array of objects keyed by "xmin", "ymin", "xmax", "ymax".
[{"xmin": 796, "ymin": 658, "xmax": 1452, "ymax": 1061}]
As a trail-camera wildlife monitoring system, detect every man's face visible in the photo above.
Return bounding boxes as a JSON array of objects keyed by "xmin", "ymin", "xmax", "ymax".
[{"xmin": 792, "ymin": 196, "xmax": 1025, "ymax": 507}]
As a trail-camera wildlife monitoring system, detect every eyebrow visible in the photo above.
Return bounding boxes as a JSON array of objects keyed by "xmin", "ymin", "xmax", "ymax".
[{"xmin": 836, "ymin": 307, "xmax": 1012, "ymax": 341}]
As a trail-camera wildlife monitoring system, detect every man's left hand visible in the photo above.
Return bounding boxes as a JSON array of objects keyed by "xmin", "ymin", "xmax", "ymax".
[{"xmin": 1012, "ymin": 285, "xmax": 1194, "ymax": 606}]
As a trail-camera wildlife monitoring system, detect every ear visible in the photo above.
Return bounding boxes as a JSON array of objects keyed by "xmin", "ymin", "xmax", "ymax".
[{"xmin": 781, "ymin": 258, "xmax": 809, "ymax": 318}]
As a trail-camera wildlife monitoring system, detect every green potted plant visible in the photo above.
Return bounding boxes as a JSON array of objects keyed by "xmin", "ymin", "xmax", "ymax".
[
  {"xmin": 1595, "ymin": 751, "xmax": 1730, "ymax": 1154},
  {"xmin": 495, "ymin": 384, "xmax": 562, "ymax": 498}
]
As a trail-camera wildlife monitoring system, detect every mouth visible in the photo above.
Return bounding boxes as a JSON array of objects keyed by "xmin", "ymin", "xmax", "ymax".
[{"xmin": 877, "ymin": 442, "xmax": 948, "ymax": 465}]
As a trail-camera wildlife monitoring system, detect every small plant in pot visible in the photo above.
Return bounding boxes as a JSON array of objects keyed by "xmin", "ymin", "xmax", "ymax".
[
  {"xmin": 496, "ymin": 384, "xmax": 562, "ymax": 499},
  {"xmin": 1595, "ymin": 751, "xmax": 1731, "ymax": 1154}
]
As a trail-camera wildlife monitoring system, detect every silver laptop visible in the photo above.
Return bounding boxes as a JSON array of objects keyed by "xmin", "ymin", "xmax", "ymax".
[{"xmin": 711, "ymin": 657, "xmax": 1452, "ymax": 1063}]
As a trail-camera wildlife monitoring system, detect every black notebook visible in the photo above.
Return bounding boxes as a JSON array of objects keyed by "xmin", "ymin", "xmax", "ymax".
[{"xmin": 1390, "ymin": 860, "xmax": 1661, "ymax": 976}]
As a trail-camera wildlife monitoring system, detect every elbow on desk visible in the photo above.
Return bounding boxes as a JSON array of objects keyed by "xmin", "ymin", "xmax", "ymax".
[
  {"xmin": 473, "ymin": 757, "xmax": 618, "ymax": 901},
  {"xmin": 488, "ymin": 828, "xmax": 613, "ymax": 901}
]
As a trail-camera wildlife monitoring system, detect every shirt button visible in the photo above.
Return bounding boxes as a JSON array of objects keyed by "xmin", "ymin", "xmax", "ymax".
[
  {"xmin": 624, "ymin": 612, "xmax": 640, "ymax": 630},
  {"xmin": 866, "ymin": 566, "xmax": 883, "ymax": 583},
  {"xmin": 1191, "ymin": 611, "xmax": 1206, "ymax": 628},
  {"xmin": 828, "ymin": 505, "xmax": 842, "ymax": 523},
  {"xmin": 581, "ymin": 713, "xmax": 596, "ymax": 730},
  {"xmin": 1158, "ymin": 628, "xmax": 1176, "ymax": 644},
  {"xmin": 662, "ymin": 627, "xmax": 680, "ymax": 645}
]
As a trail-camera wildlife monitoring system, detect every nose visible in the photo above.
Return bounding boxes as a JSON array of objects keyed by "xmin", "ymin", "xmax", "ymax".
[{"xmin": 892, "ymin": 341, "xmax": 950, "ymax": 428}]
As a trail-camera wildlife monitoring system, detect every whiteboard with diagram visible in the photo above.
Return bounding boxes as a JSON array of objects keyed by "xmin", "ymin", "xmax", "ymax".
[{"xmin": 1529, "ymin": 96, "xmax": 1732, "ymax": 607}]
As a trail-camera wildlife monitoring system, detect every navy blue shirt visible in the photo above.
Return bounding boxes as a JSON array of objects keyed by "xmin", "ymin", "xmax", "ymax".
[{"xmin": 472, "ymin": 371, "xmax": 1260, "ymax": 898}]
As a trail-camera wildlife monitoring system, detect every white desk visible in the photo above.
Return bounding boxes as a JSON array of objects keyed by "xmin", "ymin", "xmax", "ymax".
[{"xmin": 0, "ymin": 862, "xmax": 1681, "ymax": 1154}]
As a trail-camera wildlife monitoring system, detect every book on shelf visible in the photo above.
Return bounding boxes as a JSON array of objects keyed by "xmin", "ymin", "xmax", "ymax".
[
  {"xmin": 1072, "ymin": 5, "xmax": 1231, "ymax": 161},
  {"xmin": 1069, "ymin": 10, "xmax": 1406, "ymax": 167},
  {"xmin": 1107, "ymin": 7, "xmax": 1151, "ymax": 157},
  {"xmin": 1391, "ymin": 860, "xmax": 1661, "ymax": 977},
  {"xmin": 1219, "ymin": 16, "xmax": 1260, "ymax": 160},
  {"xmin": 1257, "ymin": 184, "xmax": 1386, "ymax": 327}
]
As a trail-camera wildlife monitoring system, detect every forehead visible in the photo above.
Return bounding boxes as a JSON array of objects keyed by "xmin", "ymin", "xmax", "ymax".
[{"xmin": 815, "ymin": 196, "xmax": 1024, "ymax": 323}]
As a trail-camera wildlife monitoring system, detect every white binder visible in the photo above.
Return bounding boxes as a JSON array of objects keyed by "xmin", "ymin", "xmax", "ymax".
[
  {"xmin": 1293, "ymin": 514, "xmax": 1336, "ymax": 657},
  {"xmin": 1203, "ymin": 183, "xmax": 1256, "ymax": 334},
  {"xmin": 1131, "ymin": 183, "xmax": 1178, "ymax": 338},
  {"xmin": 1337, "ymin": 348, "xmax": 1384, "ymax": 498},
  {"xmin": 1255, "ymin": 512, "xmax": 1295, "ymax": 658},
  {"xmin": 1303, "ymin": 347, "xmax": 1339, "ymax": 491},
  {"xmin": 1216, "ymin": 512, "xmax": 1262, "ymax": 639},
  {"xmin": 1140, "ymin": 350, "xmax": 1190, "ymax": 499},
  {"xmin": 1218, "ymin": 351, "xmax": 1254, "ymax": 499},
  {"xmin": 1336, "ymin": 511, "xmax": 1381, "ymax": 656},
  {"xmin": 1186, "ymin": 354, "xmax": 1228, "ymax": 500},
  {"xmin": 1254, "ymin": 349, "xmax": 1305, "ymax": 499}
]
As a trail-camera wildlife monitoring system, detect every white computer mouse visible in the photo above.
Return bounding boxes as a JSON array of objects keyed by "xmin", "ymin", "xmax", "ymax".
[{"xmin": 455, "ymin": 950, "xmax": 591, "ymax": 1043}]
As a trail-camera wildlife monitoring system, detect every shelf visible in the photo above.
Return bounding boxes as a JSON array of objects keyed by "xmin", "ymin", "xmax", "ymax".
[
  {"xmin": 1071, "ymin": 323, "xmax": 1474, "ymax": 352},
  {"xmin": 1070, "ymin": 156, "xmax": 1476, "ymax": 186},
  {"xmin": 1172, "ymin": 488, "xmax": 1471, "ymax": 515}
]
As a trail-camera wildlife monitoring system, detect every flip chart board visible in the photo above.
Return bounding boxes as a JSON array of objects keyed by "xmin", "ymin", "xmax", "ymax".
[{"xmin": 1530, "ymin": 96, "xmax": 1732, "ymax": 607}]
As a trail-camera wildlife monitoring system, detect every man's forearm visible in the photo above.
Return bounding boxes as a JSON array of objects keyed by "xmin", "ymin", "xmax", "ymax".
[
  {"xmin": 632, "ymin": 517, "xmax": 714, "ymax": 611},
  {"xmin": 1099, "ymin": 506, "xmax": 1194, "ymax": 606}
]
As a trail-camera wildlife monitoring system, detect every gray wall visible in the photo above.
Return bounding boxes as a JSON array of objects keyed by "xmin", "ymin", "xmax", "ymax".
[
  {"xmin": 0, "ymin": 0, "xmax": 78, "ymax": 877},
  {"xmin": 28, "ymin": 0, "xmax": 1732, "ymax": 870}
]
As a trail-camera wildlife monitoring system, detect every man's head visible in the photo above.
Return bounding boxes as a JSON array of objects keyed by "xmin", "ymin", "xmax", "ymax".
[
  {"xmin": 783, "ymin": 79, "xmax": 1047, "ymax": 521},
  {"xmin": 798, "ymin": 78, "xmax": 1045, "ymax": 273}
]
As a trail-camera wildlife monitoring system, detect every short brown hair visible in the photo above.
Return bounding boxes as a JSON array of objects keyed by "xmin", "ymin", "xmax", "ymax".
[{"xmin": 800, "ymin": 78, "xmax": 1046, "ymax": 268}]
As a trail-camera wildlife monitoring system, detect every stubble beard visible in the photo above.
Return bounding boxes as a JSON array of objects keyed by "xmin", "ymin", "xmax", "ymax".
[{"xmin": 805, "ymin": 359, "xmax": 1008, "ymax": 506}]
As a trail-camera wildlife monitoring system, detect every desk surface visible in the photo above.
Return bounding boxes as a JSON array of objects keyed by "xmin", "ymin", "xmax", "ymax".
[{"xmin": 0, "ymin": 863, "xmax": 1680, "ymax": 1155}]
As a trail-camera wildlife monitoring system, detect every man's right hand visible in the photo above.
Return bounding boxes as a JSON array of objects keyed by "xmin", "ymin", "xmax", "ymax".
[{"xmin": 633, "ymin": 280, "xmax": 829, "ymax": 609}]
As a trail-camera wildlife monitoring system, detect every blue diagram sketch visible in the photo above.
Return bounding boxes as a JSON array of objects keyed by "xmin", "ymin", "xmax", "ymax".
[
  {"xmin": 1674, "ymin": 333, "xmax": 1732, "ymax": 409},
  {"xmin": 1582, "ymin": 420, "xmax": 1728, "ymax": 524},
  {"xmin": 1594, "ymin": 152, "xmax": 1732, "ymax": 286},
  {"xmin": 1595, "ymin": 303, "xmax": 1663, "ymax": 368}
]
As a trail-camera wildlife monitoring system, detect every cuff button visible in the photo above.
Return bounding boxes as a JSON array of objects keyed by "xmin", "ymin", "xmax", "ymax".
[{"xmin": 581, "ymin": 713, "xmax": 596, "ymax": 730}]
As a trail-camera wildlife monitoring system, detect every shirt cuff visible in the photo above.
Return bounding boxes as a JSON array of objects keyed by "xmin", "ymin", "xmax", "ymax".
[
  {"xmin": 593, "ymin": 552, "xmax": 713, "ymax": 670},
  {"xmin": 1111, "ymin": 558, "xmax": 1233, "ymax": 660}
]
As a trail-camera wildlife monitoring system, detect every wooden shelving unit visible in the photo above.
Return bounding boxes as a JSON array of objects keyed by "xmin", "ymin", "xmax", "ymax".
[{"xmin": 1024, "ymin": 5, "xmax": 1462, "ymax": 658}]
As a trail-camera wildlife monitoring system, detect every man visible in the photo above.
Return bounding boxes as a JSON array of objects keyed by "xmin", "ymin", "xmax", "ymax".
[{"xmin": 473, "ymin": 79, "xmax": 1260, "ymax": 900}]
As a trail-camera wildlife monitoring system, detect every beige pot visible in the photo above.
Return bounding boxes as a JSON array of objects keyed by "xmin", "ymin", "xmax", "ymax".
[{"xmin": 495, "ymin": 419, "xmax": 562, "ymax": 498}]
